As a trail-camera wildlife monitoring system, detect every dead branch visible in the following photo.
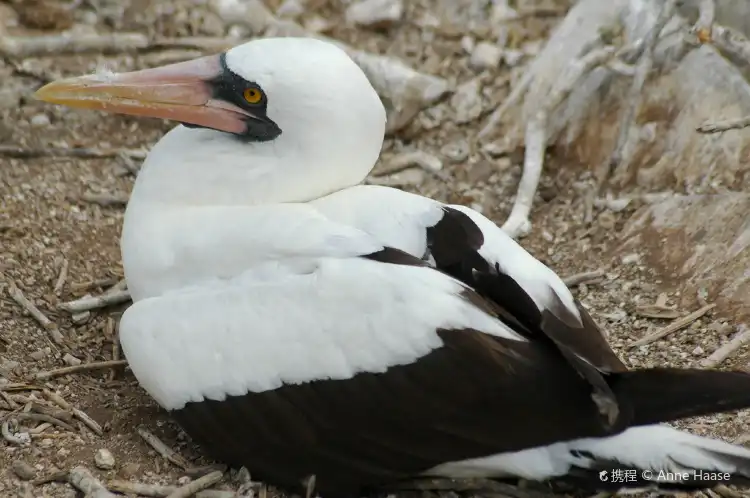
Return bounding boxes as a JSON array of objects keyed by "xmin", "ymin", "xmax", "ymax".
[
  {"xmin": 501, "ymin": 46, "xmax": 615, "ymax": 238},
  {"xmin": 28, "ymin": 422, "xmax": 52, "ymax": 435},
  {"xmin": 8, "ymin": 282, "xmax": 65, "ymax": 345},
  {"xmin": 15, "ymin": 412, "xmax": 75, "ymax": 432},
  {"xmin": 108, "ymin": 480, "xmax": 236, "ymax": 498},
  {"xmin": 562, "ymin": 269, "xmax": 605, "ymax": 287},
  {"xmin": 0, "ymin": 390, "xmax": 19, "ymax": 409},
  {"xmin": 138, "ymin": 428, "xmax": 190, "ymax": 470},
  {"xmin": 374, "ymin": 150, "xmax": 443, "ymax": 176},
  {"xmin": 70, "ymin": 277, "xmax": 121, "ymax": 292},
  {"xmin": 477, "ymin": 68, "xmax": 535, "ymax": 141},
  {"xmin": 0, "ymin": 33, "xmax": 149, "ymax": 58},
  {"xmin": 697, "ymin": 115, "xmax": 750, "ymax": 133},
  {"xmin": 604, "ymin": 0, "xmax": 676, "ymax": 187},
  {"xmin": 79, "ymin": 192, "xmax": 129, "ymax": 207},
  {"xmin": 53, "ymin": 258, "xmax": 69, "ymax": 296},
  {"xmin": 692, "ymin": 0, "xmax": 715, "ymax": 42},
  {"xmin": 166, "ymin": 471, "xmax": 225, "ymax": 498},
  {"xmin": 68, "ymin": 466, "xmax": 118, "ymax": 498},
  {"xmin": 629, "ymin": 303, "xmax": 716, "ymax": 347},
  {"xmin": 0, "ymin": 145, "xmax": 146, "ymax": 160},
  {"xmin": 35, "ymin": 359, "xmax": 128, "ymax": 381},
  {"xmin": 59, "ymin": 289, "xmax": 132, "ymax": 313},
  {"xmin": 707, "ymin": 22, "xmax": 750, "ymax": 64},
  {"xmin": 701, "ymin": 325, "xmax": 750, "ymax": 368},
  {"xmin": 2, "ymin": 419, "xmax": 28, "ymax": 445},
  {"xmin": 44, "ymin": 389, "xmax": 104, "ymax": 436}
]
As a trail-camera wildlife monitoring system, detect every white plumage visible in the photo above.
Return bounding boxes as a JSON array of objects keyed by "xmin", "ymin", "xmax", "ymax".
[{"xmin": 120, "ymin": 254, "xmax": 523, "ymax": 410}]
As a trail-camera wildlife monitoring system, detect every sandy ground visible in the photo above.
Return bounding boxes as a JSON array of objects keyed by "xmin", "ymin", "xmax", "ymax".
[{"xmin": 2, "ymin": 0, "xmax": 750, "ymax": 496}]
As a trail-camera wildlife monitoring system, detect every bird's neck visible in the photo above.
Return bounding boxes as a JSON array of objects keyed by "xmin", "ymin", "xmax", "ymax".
[{"xmin": 128, "ymin": 125, "xmax": 378, "ymax": 208}]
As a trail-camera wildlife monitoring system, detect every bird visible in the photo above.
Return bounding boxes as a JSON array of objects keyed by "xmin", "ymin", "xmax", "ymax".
[{"xmin": 34, "ymin": 36, "xmax": 750, "ymax": 497}]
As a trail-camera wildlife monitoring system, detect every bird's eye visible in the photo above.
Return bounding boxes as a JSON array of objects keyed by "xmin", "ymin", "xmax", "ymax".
[{"xmin": 243, "ymin": 88, "xmax": 263, "ymax": 104}]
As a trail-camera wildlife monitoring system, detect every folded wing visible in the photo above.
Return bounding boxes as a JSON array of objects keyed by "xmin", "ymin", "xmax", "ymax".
[{"xmin": 119, "ymin": 248, "xmax": 625, "ymax": 496}]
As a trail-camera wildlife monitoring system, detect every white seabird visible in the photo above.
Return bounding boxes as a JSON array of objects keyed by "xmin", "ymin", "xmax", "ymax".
[{"xmin": 34, "ymin": 36, "xmax": 750, "ymax": 497}]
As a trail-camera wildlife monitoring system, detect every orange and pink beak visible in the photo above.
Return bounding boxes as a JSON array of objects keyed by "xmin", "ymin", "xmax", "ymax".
[{"xmin": 33, "ymin": 54, "xmax": 253, "ymax": 134}]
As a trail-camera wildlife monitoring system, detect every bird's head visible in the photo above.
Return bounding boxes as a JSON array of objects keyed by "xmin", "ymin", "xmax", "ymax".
[{"xmin": 34, "ymin": 37, "xmax": 388, "ymax": 204}]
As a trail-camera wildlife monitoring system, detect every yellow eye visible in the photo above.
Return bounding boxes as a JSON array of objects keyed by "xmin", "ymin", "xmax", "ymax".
[{"xmin": 243, "ymin": 88, "xmax": 263, "ymax": 104}]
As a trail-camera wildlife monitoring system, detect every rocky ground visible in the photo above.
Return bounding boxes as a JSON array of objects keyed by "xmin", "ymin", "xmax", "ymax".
[{"xmin": 2, "ymin": 0, "xmax": 750, "ymax": 497}]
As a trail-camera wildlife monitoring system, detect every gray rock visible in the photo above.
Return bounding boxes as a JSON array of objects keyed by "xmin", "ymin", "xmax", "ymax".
[
  {"xmin": 620, "ymin": 194, "xmax": 750, "ymax": 321},
  {"xmin": 501, "ymin": 0, "xmax": 750, "ymax": 191},
  {"xmin": 95, "ymin": 448, "xmax": 116, "ymax": 470},
  {"xmin": 345, "ymin": 0, "xmax": 403, "ymax": 28},
  {"xmin": 11, "ymin": 460, "xmax": 35, "ymax": 481},
  {"xmin": 451, "ymin": 78, "xmax": 483, "ymax": 124},
  {"xmin": 470, "ymin": 42, "xmax": 502, "ymax": 71}
]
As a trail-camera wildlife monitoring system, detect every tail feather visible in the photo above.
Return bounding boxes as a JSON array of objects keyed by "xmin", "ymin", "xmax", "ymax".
[
  {"xmin": 609, "ymin": 368, "xmax": 750, "ymax": 427},
  {"xmin": 547, "ymin": 426, "xmax": 750, "ymax": 492}
]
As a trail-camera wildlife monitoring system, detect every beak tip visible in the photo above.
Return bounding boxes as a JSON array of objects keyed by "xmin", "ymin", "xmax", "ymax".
[{"xmin": 33, "ymin": 83, "xmax": 60, "ymax": 104}]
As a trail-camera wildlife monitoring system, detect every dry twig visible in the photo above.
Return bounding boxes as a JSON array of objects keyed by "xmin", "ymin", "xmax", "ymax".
[
  {"xmin": 166, "ymin": 471, "xmax": 225, "ymax": 498},
  {"xmin": 701, "ymin": 325, "xmax": 750, "ymax": 368},
  {"xmin": 562, "ymin": 269, "xmax": 605, "ymax": 287},
  {"xmin": 53, "ymin": 258, "xmax": 69, "ymax": 296},
  {"xmin": 35, "ymin": 360, "xmax": 128, "ymax": 381},
  {"xmin": 68, "ymin": 466, "xmax": 118, "ymax": 498},
  {"xmin": 706, "ymin": 22, "xmax": 750, "ymax": 69},
  {"xmin": 0, "ymin": 33, "xmax": 149, "ymax": 58},
  {"xmin": 603, "ymin": 0, "xmax": 676, "ymax": 187},
  {"xmin": 59, "ymin": 289, "xmax": 131, "ymax": 313},
  {"xmin": 629, "ymin": 303, "xmax": 716, "ymax": 347},
  {"xmin": 0, "ymin": 390, "xmax": 19, "ymax": 409},
  {"xmin": 43, "ymin": 389, "xmax": 104, "ymax": 436},
  {"xmin": 697, "ymin": 115, "xmax": 750, "ymax": 134},
  {"xmin": 108, "ymin": 480, "xmax": 236, "ymax": 498},
  {"xmin": 138, "ymin": 428, "xmax": 190, "ymax": 469},
  {"xmin": 692, "ymin": 0, "xmax": 716, "ymax": 42},
  {"xmin": 477, "ymin": 69, "xmax": 535, "ymax": 141},
  {"xmin": 8, "ymin": 283, "xmax": 64, "ymax": 345},
  {"xmin": 15, "ymin": 412, "xmax": 75, "ymax": 432},
  {"xmin": 78, "ymin": 192, "xmax": 129, "ymax": 207},
  {"xmin": 0, "ymin": 145, "xmax": 145, "ymax": 159},
  {"xmin": 2, "ymin": 419, "xmax": 28, "ymax": 445},
  {"xmin": 501, "ymin": 46, "xmax": 615, "ymax": 238}
]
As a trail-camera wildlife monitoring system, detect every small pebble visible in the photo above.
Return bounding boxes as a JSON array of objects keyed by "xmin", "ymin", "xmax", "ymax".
[
  {"xmin": 621, "ymin": 253, "xmax": 640, "ymax": 265},
  {"xmin": 119, "ymin": 462, "xmax": 140, "ymax": 478},
  {"xmin": 692, "ymin": 346, "xmax": 704, "ymax": 356},
  {"xmin": 71, "ymin": 311, "xmax": 91, "ymax": 324},
  {"xmin": 451, "ymin": 78, "xmax": 483, "ymax": 124},
  {"xmin": 63, "ymin": 353, "xmax": 82, "ymax": 366},
  {"xmin": 345, "ymin": 0, "xmax": 403, "ymax": 28},
  {"xmin": 211, "ymin": 0, "xmax": 273, "ymax": 35},
  {"xmin": 303, "ymin": 15, "xmax": 334, "ymax": 33},
  {"xmin": 95, "ymin": 448, "xmax": 116, "ymax": 470},
  {"xmin": 276, "ymin": 0, "xmax": 304, "ymax": 18},
  {"xmin": 470, "ymin": 42, "xmax": 502, "ymax": 70},
  {"xmin": 503, "ymin": 49, "xmax": 524, "ymax": 66},
  {"xmin": 12, "ymin": 460, "xmax": 36, "ymax": 481},
  {"xmin": 29, "ymin": 350, "xmax": 46, "ymax": 361},
  {"xmin": 29, "ymin": 113, "xmax": 50, "ymax": 128},
  {"xmin": 440, "ymin": 140, "xmax": 469, "ymax": 163}
]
